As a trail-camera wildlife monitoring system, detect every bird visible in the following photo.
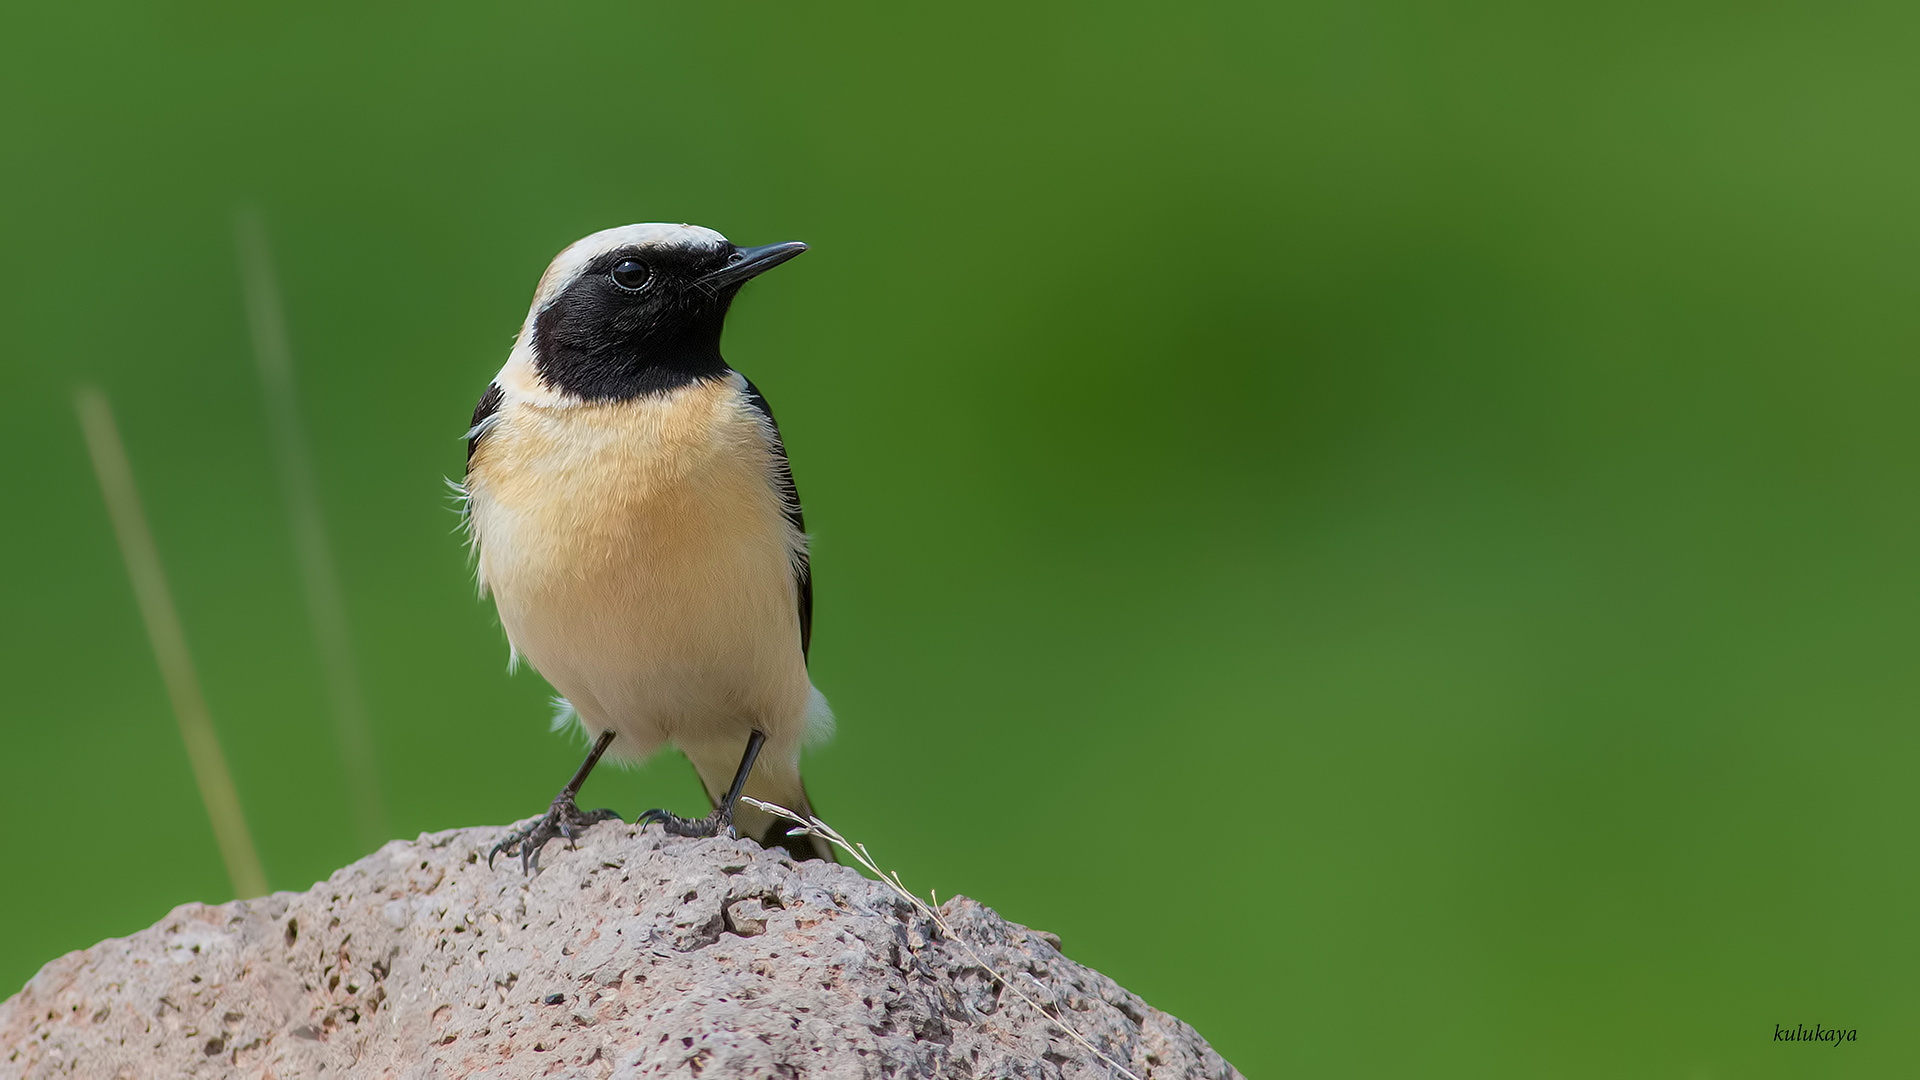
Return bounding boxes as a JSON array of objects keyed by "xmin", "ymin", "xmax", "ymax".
[{"xmin": 461, "ymin": 223, "xmax": 835, "ymax": 871}]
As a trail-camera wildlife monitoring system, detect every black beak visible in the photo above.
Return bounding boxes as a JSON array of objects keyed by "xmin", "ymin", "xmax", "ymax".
[{"xmin": 701, "ymin": 241, "xmax": 808, "ymax": 289}]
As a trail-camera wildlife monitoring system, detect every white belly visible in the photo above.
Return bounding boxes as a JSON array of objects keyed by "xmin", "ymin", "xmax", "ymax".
[{"xmin": 466, "ymin": 374, "xmax": 812, "ymax": 769}]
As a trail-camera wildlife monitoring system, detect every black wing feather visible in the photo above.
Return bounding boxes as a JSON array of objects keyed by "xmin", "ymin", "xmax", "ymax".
[
  {"xmin": 740, "ymin": 377, "xmax": 812, "ymax": 663},
  {"xmin": 467, "ymin": 382, "xmax": 503, "ymax": 470}
]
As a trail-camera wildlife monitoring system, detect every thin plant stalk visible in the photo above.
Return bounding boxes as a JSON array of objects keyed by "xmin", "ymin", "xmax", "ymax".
[
  {"xmin": 742, "ymin": 796, "xmax": 1143, "ymax": 1080},
  {"xmin": 234, "ymin": 206, "xmax": 388, "ymax": 850},
  {"xmin": 76, "ymin": 387, "xmax": 270, "ymax": 899}
]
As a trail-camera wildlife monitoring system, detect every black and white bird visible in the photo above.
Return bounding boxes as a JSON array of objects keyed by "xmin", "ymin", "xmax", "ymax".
[{"xmin": 463, "ymin": 223, "xmax": 833, "ymax": 870}]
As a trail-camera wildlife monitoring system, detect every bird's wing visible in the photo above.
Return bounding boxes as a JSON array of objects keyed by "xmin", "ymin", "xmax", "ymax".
[
  {"xmin": 740, "ymin": 377, "xmax": 813, "ymax": 663},
  {"xmin": 460, "ymin": 382, "xmax": 505, "ymax": 548},
  {"xmin": 466, "ymin": 382, "xmax": 504, "ymax": 469}
]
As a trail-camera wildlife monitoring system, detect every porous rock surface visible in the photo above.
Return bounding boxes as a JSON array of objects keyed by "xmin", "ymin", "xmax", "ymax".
[{"xmin": 2, "ymin": 821, "xmax": 1240, "ymax": 1078}]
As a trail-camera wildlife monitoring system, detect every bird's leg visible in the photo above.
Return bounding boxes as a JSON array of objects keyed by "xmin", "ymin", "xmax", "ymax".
[
  {"xmin": 637, "ymin": 729, "xmax": 766, "ymax": 841},
  {"xmin": 490, "ymin": 729, "xmax": 623, "ymax": 874}
]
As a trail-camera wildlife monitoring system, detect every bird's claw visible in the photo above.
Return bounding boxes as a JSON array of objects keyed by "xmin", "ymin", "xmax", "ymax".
[
  {"xmin": 636, "ymin": 806, "xmax": 734, "ymax": 840},
  {"xmin": 489, "ymin": 796, "xmax": 622, "ymax": 874}
]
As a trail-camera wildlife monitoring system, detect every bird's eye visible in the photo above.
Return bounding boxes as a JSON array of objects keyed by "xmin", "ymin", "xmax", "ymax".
[{"xmin": 610, "ymin": 258, "xmax": 651, "ymax": 291}]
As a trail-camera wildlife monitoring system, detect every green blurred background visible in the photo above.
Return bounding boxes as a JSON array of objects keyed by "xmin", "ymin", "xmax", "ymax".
[{"xmin": 3, "ymin": 2, "xmax": 1916, "ymax": 1075}]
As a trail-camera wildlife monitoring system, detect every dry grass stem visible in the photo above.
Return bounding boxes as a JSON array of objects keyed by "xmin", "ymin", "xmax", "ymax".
[
  {"xmin": 75, "ymin": 386, "xmax": 269, "ymax": 899},
  {"xmin": 234, "ymin": 205, "xmax": 388, "ymax": 849},
  {"xmin": 742, "ymin": 796, "xmax": 1142, "ymax": 1080}
]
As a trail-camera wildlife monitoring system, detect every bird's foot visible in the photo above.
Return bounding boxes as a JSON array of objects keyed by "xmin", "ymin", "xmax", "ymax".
[
  {"xmin": 489, "ymin": 796, "xmax": 622, "ymax": 874},
  {"xmin": 636, "ymin": 806, "xmax": 733, "ymax": 840}
]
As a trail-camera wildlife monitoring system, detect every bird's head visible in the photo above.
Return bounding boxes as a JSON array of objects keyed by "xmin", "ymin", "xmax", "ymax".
[{"xmin": 519, "ymin": 223, "xmax": 807, "ymax": 401}]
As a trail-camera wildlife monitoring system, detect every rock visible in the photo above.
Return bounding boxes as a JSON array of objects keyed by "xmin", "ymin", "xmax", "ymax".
[{"xmin": 1, "ymin": 821, "xmax": 1241, "ymax": 1078}]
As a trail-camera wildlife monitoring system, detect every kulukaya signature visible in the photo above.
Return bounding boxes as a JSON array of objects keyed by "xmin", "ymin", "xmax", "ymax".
[{"xmin": 1774, "ymin": 1023, "xmax": 1857, "ymax": 1046}]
